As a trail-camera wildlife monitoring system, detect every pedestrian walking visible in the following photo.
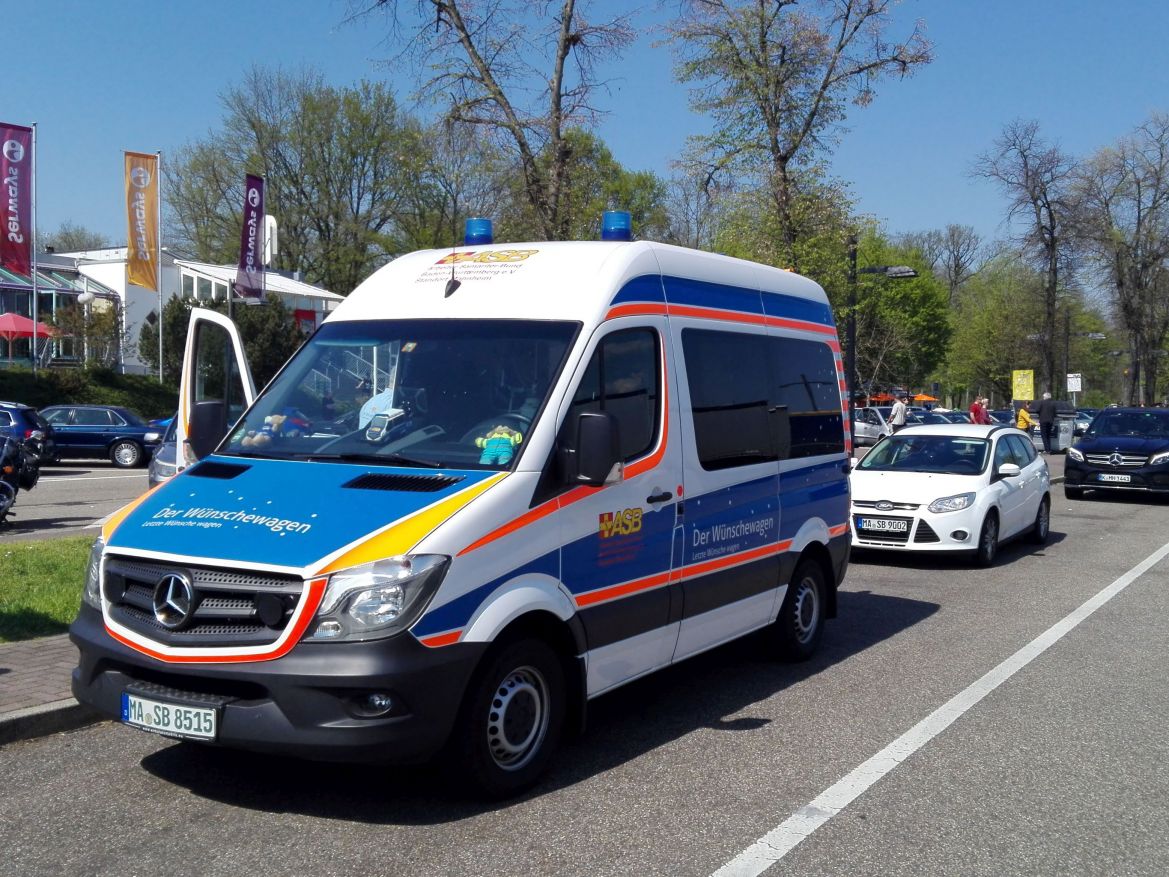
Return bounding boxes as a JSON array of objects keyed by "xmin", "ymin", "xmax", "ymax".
[
  {"xmin": 890, "ymin": 392, "xmax": 909, "ymax": 432},
  {"xmin": 1036, "ymin": 392, "xmax": 1057, "ymax": 453},
  {"xmin": 1016, "ymin": 400, "xmax": 1036, "ymax": 432}
]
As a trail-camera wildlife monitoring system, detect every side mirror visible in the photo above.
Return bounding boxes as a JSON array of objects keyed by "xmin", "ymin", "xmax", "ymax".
[
  {"xmin": 563, "ymin": 411, "xmax": 621, "ymax": 486},
  {"xmin": 997, "ymin": 462, "xmax": 1021, "ymax": 479},
  {"xmin": 187, "ymin": 399, "xmax": 227, "ymax": 461}
]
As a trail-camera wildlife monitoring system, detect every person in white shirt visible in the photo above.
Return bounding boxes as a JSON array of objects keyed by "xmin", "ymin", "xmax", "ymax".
[{"xmin": 890, "ymin": 393, "xmax": 909, "ymax": 431}]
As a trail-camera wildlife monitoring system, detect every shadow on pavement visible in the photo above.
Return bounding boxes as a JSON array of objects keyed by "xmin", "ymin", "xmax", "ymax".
[
  {"xmin": 0, "ymin": 609, "xmax": 70, "ymax": 642},
  {"xmin": 850, "ymin": 531, "xmax": 1068, "ymax": 570},
  {"xmin": 3, "ymin": 516, "xmax": 96, "ymax": 534},
  {"xmin": 139, "ymin": 589, "xmax": 938, "ymax": 822}
]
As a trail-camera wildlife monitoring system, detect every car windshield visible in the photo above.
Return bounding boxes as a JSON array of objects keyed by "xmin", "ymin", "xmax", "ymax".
[
  {"xmin": 858, "ymin": 434, "xmax": 990, "ymax": 475},
  {"xmin": 221, "ymin": 318, "xmax": 578, "ymax": 470},
  {"xmin": 1086, "ymin": 410, "xmax": 1169, "ymax": 439}
]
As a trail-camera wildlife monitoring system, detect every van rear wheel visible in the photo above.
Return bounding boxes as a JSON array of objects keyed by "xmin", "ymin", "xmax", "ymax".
[
  {"xmin": 451, "ymin": 638, "xmax": 565, "ymax": 798},
  {"xmin": 772, "ymin": 560, "xmax": 825, "ymax": 662}
]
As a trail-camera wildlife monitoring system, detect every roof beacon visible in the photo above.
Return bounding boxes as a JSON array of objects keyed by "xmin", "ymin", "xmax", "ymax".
[
  {"xmin": 601, "ymin": 210, "xmax": 632, "ymax": 242},
  {"xmin": 464, "ymin": 218, "xmax": 494, "ymax": 245}
]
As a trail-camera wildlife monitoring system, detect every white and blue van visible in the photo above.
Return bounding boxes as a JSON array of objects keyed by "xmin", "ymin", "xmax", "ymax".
[{"xmin": 71, "ymin": 228, "xmax": 851, "ymax": 795}]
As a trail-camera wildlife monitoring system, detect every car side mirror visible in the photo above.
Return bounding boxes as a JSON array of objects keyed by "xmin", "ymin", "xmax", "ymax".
[
  {"xmin": 562, "ymin": 411, "xmax": 622, "ymax": 486},
  {"xmin": 187, "ymin": 399, "xmax": 227, "ymax": 461},
  {"xmin": 997, "ymin": 462, "xmax": 1021, "ymax": 479}
]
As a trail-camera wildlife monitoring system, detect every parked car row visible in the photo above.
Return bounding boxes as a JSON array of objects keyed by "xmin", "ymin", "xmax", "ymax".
[{"xmin": 0, "ymin": 402, "xmax": 165, "ymax": 469}]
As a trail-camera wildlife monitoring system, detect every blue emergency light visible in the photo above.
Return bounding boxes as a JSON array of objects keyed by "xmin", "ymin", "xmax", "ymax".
[
  {"xmin": 601, "ymin": 210, "xmax": 632, "ymax": 241},
  {"xmin": 464, "ymin": 217, "xmax": 494, "ymax": 245}
]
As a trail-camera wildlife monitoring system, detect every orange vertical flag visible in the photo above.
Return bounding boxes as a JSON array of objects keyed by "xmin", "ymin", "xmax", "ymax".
[{"xmin": 124, "ymin": 151, "xmax": 159, "ymax": 290}]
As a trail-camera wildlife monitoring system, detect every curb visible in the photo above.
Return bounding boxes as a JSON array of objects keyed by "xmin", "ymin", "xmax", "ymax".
[{"xmin": 0, "ymin": 699, "xmax": 103, "ymax": 746}]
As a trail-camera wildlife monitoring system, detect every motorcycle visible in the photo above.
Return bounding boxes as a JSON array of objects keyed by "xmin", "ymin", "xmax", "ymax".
[{"xmin": 0, "ymin": 435, "xmax": 40, "ymax": 524}]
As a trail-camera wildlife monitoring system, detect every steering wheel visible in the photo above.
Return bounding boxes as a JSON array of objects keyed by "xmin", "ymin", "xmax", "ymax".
[
  {"xmin": 949, "ymin": 458, "xmax": 978, "ymax": 472},
  {"xmin": 460, "ymin": 414, "xmax": 532, "ymax": 444}
]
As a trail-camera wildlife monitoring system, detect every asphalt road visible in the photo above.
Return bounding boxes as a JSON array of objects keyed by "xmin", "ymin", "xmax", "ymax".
[
  {"xmin": 1, "ymin": 461, "xmax": 149, "ymax": 540},
  {"xmin": 2, "ymin": 490, "xmax": 1168, "ymax": 876}
]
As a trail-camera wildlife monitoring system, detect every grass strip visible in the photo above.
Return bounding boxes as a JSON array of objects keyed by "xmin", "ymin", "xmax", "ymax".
[{"xmin": 0, "ymin": 536, "xmax": 91, "ymax": 642}]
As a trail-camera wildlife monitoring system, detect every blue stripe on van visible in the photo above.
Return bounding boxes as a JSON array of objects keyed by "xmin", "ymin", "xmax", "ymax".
[
  {"xmin": 664, "ymin": 276, "xmax": 765, "ymax": 315},
  {"xmin": 610, "ymin": 274, "xmax": 666, "ymax": 305}
]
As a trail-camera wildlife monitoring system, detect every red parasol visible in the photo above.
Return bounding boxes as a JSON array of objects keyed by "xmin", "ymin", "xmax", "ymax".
[{"xmin": 0, "ymin": 312, "xmax": 56, "ymax": 363}]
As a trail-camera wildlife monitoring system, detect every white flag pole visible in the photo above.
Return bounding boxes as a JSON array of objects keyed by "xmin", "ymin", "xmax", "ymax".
[
  {"xmin": 31, "ymin": 122, "xmax": 38, "ymax": 375},
  {"xmin": 156, "ymin": 150, "xmax": 163, "ymax": 382}
]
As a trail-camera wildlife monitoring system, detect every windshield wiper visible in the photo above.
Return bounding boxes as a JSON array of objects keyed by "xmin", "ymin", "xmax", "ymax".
[
  {"xmin": 223, "ymin": 449, "xmax": 289, "ymax": 460},
  {"xmin": 307, "ymin": 452, "xmax": 443, "ymax": 469}
]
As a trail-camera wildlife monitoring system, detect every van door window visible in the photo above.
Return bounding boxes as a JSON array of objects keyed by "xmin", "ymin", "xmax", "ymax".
[
  {"xmin": 769, "ymin": 337, "xmax": 844, "ymax": 458},
  {"xmin": 568, "ymin": 328, "xmax": 659, "ymax": 462},
  {"xmin": 680, "ymin": 329, "xmax": 776, "ymax": 470}
]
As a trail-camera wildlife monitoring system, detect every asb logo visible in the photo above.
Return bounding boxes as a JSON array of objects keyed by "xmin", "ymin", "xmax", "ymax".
[
  {"xmin": 2, "ymin": 140, "xmax": 24, "ymax": 163},
  {"xmin": 247, "ymin": 187, "xmax": 261, "ymax": 207},
  {"xmin": 599, "ymin": 508, "xmax": 642, "ymax": 539},
  {"xmin": 129, "ymin": 167, "xmax": 152, "ymax": 188}
]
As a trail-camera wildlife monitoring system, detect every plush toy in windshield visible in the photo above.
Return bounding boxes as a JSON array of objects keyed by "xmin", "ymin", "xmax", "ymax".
[
  {"xmin": 241, "ymin": 413, "xmax": 286, "ymax": 448},
  {"xmin": 475, "ymin": 425, "xmax": 523, "ymax": 465}
]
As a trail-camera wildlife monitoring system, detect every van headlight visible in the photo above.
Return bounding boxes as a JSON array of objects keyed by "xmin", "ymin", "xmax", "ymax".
[
  {"xmin": 82, "ymin": 537, "xmax": 105, "ymax": 609},
  {"xmin": 309, "ymin": 555, "xmax": 449, "ymax": 642},
  {"xmin": 928, "ymin": 492, "xmax": 976, "ymax": 514}
]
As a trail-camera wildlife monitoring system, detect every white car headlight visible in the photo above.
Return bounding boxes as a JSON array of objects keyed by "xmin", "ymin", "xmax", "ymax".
[
  {"xmin": 1149, "ymin": 450, "xmax": 1169, "ymax": 466},
  {"xmin": 928, "ymin": 492, "xmax": 976, "ymax": 514},
  {"xmin": 82, "ymin": 537, "xmax": 105, "ymax": 609},
  {"xmin": 309, "ymin": 555, "xmax": 449, "ymax": 642},
  {"xmin": 1067, "ymin": 447, "xmax": 1084, "ymax": 462}
]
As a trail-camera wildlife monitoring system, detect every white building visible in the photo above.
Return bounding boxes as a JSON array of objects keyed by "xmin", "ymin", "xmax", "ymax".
[{"xmin": 59, "ymin": 247, "xmax": 343, "ymax": 374}]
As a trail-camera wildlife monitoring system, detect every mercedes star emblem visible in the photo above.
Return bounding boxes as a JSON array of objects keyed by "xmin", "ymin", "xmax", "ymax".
[
  {"xmin": 1108, "ymin": 452, "xmax": 1124, "ymax": 467},
  {"xmin": 152, "ymin": 573, "xmax": 196, "ymax": 631}
]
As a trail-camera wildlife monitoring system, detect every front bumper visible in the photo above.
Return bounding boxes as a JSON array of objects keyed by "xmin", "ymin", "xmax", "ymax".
[
  {"xmin": 70, "ymin": 604, "xmax": 485, "ymax": 763},
  {"xmin": 850, "ymin": 504, "xmax": 981, "ymax": 553},
  {"xmin": 1064, "ymin": 461, "xmax": 1169, "ymax": 493}
]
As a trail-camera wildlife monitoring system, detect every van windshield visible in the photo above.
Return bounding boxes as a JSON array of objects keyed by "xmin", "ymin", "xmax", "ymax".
[{"xmin": 221, "ymin": 319, "xmax": 578, "ymax": 470}]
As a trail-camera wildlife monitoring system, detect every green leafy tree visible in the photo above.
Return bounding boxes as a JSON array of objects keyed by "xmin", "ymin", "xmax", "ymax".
[
  {"xmin": 46, "ymin": 299, "xmax": 128, "ymax": 369},
  {"xmin": 168, "ymin": 69, "xmax": 431, "ymax": 294},
  {"xmin": 39, "ymin": 221, "xmax": 110, "ymax": 253},
  {"xmin": 669, "ymin": 0, "xmax": 932, "ymax": 270},
  {"xmin": 137, "ymin": 296, "xmax": 304, "ymax": 388}
]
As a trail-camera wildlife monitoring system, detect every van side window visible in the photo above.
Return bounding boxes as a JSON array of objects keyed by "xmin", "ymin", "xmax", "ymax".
[
  {"xmin": 769, "ymin": 337, "xmax": 844, "ymax": 458},
  {"xmin": 681, "ymin": 329, "xmax": 777, "ymax": 470},
  {"xmin": 568, "ymin": 328, "xmax": 659, "ymax": 462}
]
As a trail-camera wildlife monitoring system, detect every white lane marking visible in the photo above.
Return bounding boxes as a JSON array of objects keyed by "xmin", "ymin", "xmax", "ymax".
[
  {"xmin": 713, "ymin": 540, "xmax": 1169, "ymax": 877},
  {"xmin": 39, "ymin": 474, "xmax": 145, "ymax": 482}
]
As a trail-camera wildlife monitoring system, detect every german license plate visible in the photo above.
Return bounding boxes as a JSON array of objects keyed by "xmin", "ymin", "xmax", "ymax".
[
  {"xmin": 857, "ymin": 517, "xmax": 908, "ymax": 533},
  {"xmin": 121, "ymin": 692, "xmax": 218, "ymax": 740},
  {"xmin": 1098, "ymin": 473, "xmax": 1131, "ymax": 483}
]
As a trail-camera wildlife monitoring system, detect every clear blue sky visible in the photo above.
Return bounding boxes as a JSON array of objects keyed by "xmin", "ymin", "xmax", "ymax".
[{"xmin": 9, "ymin": 0, "xmax": 1169, "ymax": 252}]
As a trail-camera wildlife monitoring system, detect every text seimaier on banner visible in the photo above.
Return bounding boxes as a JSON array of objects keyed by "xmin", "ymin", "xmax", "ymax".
[
  {"xmin": 235, "ymin": 174, "xmax": 265, "ymax": 300},
  {"xmin": 124, "ymin": 151, "xmax": 160, "ymax": 290},
  {"xmin": 1, "ymin": 123, "xmax": 33, "ymax": 275}
]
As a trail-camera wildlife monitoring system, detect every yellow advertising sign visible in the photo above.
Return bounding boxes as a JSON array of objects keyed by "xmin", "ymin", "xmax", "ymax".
[
  {"xmin": 124, "ymin": 151, "xmax": 159, "ymax": 291},
  {"xmin": 1012, "ymin": 369, "xmax": 1035, "ymax": 401}
]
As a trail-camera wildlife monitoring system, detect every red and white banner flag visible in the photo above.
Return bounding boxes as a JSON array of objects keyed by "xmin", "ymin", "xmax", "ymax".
[{"xmin": 0, "ymin": 123, "xmax": 33, "ymax": 275}]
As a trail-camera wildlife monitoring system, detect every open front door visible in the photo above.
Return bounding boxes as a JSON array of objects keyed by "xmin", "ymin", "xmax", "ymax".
[{"xmin": 176, "ymin": 308, "xmax": 256, "ymax": 470}]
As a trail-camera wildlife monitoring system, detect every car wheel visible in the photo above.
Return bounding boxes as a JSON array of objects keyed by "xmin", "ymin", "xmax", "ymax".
[
  {"xmin": 450, "ymin": 638, "xmax": 565, "ymax": 799},
  {"xmin": 110, "ymin": 440, "xmax": 143, "ymax": 468},
  {"xmin": 974, "ymin": 512, "xmax": 999, "ymax": 567},
  {"xmin": 1064, "ymin": 485, "xmax": 1083, "ymax": 500},
  {"xmin": 771, "ymin": 559, "xmax": 826, "ymax": 661},
  {"xmin": 1029, "ymin": 496, "xmax": 1050, "ymax": 544}
]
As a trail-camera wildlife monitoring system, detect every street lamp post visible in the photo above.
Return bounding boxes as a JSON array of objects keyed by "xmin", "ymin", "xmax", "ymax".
[{"xmin": 846, "ymin": 235, "xmax": 918, "ymax": 451}]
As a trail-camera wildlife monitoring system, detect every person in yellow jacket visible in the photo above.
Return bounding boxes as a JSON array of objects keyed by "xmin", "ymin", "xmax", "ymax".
[{"xmin": 1016, "ymin": 400, "xmax": 1036, "ymax": 432}]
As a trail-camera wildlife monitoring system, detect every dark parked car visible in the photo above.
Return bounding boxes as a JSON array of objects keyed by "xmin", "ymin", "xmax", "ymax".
[
  {"xmin": 40, "ymin": 405, "xmax": 162, "ymax": 468},
  {"xmin": 1064, "ymin": 407, "xmax": 1169, "ymax": 499},
  {"xmin": 0, "ymin": 401, "xmax": 56, "ymax": 463}
]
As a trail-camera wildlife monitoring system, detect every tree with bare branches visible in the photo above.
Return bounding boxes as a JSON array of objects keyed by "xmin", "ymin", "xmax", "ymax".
[
  {"xmin": 668, "ymin": 0, "xmax": 932, "ymax": 270},
  {"xmin": 899, "ymin": 224, "xmax": 981, "ymax": 304},
  {"xmin": 1072, "ymin": 114, "xmax": 1169, "ymax": 405},
  {"xmin": 354, "ymin": 0, "xmax": 635, "ymax": 240},
  {"xmin": 973, "ymin": 120, "xmax": 1076, "ymax": 397}
]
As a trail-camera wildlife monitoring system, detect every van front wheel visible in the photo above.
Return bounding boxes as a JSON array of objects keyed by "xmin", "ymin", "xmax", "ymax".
[
  {"xmin": 452, "ymin": 638, "xmax": 565, "ymax": 798},
  {"xmin": 772, "ymin": 560, "xmax": 826, "ymax": 662}
]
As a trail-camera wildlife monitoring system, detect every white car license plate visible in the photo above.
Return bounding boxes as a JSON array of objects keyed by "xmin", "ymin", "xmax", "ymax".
[
  {"xmin": 858, "ymin": 517, "xmax": 908, "ymax": 533},
  {"xmin": 1098, "ymin": 473, "xmax": 1131, "ymax": 483},
  {"xmin": 121, "ymin": 693, "xmax": 218, "ymax": 740}
]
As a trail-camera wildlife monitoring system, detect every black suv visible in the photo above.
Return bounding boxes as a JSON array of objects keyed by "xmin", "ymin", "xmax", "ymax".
[
  {"xmin": 1064, "ymin": 407, "xmax": 1169, "ymax": 499},
  {"xmin": 0, "ymin": 401, "xmax": 56, "ymax": 463}
]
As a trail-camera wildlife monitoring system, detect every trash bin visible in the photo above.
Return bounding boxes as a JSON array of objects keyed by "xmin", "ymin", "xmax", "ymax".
[{"xmin": 1051, "ymin": 413, "xmax": 1076, "ymax": 452}]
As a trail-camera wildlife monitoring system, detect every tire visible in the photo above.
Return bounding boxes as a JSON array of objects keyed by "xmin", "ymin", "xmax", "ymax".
[
  {"xmin": 110, "ymin": 440, "xmax": 143, "ymax": 468},
  {"xmin": 1029, "ymin": 496, "xmax": 1050, "ymax": 545},
  {"xmin": 772, "ymin": 560, "xmax": 826, "ymax": 662},
  {"xmin": 1064, "ymin": 485, "xmax": 1084, "ymax": 500},
  {"xmin": 974, "ymin": 512, "xmax": 999, "ymax": 567},
  {"xmin": 450, "ymin": 638, "xmax": 565, "ymax": 799}
]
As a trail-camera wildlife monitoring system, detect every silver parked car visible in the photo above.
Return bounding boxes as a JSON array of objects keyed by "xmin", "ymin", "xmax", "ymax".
[
  {"xmin": 852, "ymin": 406, "xmax": 892, "ymax": 446},
  {"xmin": 146, "ymin": 416, "xmax": 178, "ymax": 489}
]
